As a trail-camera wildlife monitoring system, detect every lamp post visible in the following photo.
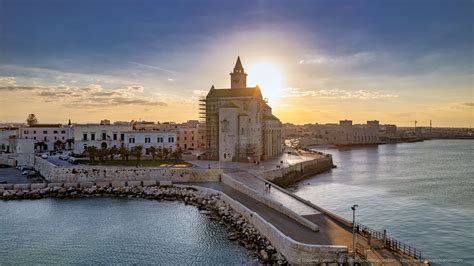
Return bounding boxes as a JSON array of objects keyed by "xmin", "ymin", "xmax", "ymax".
[{"xmin": 351, "ymin": 204, "xmax": 359, "ymax": 261}]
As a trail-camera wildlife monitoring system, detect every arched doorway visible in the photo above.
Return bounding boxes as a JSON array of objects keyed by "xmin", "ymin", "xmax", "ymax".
[{"xmin": 101, "ymin": 142, "xmax": 107, "ymax": 149}]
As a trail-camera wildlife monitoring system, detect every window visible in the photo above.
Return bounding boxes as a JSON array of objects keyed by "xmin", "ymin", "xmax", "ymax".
[
  {"xmin": 113, "ymin": 133, "xmax": 117, "ymax": 141},
  {"xmin": 33, "ymin": 137, "xmax": 36, "ymax": 140},
  {"xmin": 102, "ymin": 133, "xmax": 106, "ymax": 140},
  {"xmin": 177, "ymin": 137, "xmax": 180, "ymax": 141},
  {"xmin": 157, "ymin": 137, "xmax": 163, "ymax": 143},
  {"xmin": 120, "ymin": 134, "xmax": 124, "ymax": 141},
  {"xmin": 145, "ymin": 137, "xmax": 151, "ymax": 143},
  {"xmin": 61, "ymin": 130, "xmax": 66, "ymax": 134},
  {"xmin": 192, "ymin": 137, "xmax": 194, "ymax": 140},
  {"xmin": 23, "ymin": 130, "xmax": 28, "ymax": 134},
  {"xmin": 53, "ymin": 130, "xmax": 58, "ymax": 134},
  {"xmin": 54, "ymin": 137, "xmax": 57, "ymax": 140},
  {"xmin": 62, "ymin": 136, "xmax": 65, "ymax": 140},
  {"xmin": 83, "ymin": 133, "xmax": 88, "ymax": 141},
  {"xmin": 43, "ymin": 137, "xmax": 47, "ymax": 141},
  {"xmin": 129, "ymin": 137, "xmax": 135, "ymax": 143},
  {"xmin": 184, "ymin": 137, "xmax": 187, "ymax": 141},
  {"xmin": 168, "ymin": 137, "xmax": 174, "ymax": 143},
  {"xmin": 184, "ymin": 131, "xmax": 187, "ymax": 134},
  {"xmin": 43, "ymin": 131, "xmax": 47, "ymax": 134},
  {"xmin": 91, "ymin": 133, "xmax": 95, "ymax": 141},
  {"xmin": 34, "ymin": 130, "xmax": 36, "ymax": 134}
]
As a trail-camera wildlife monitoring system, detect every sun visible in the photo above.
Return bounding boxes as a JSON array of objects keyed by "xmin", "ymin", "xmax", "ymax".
[{"xmin": 247, "ymin": 62, "xmax": 284, "ymax": 102}]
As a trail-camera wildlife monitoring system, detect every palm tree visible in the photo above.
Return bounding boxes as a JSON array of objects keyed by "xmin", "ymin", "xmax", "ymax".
[
  {"xmin": 97, "ymin": 147, "xmax": 108, "ymax": 163},
  {"xmin": 148, "ymin": 146, "xmax": 157, "ymax": 160},
  {"xmin": 66, "ymin": 138, "xmax": 74, "ymax": 150},
  {"xmin": 86, "ymin": 146, "xmax": 98, "ymax": 163},
  {"xmin": 54, "ymin": 140, "xmax": 64, "ymax": 151},
  {"xmin": 131, "ymin": 146, "xmax": 143, "ymax": 166},
  {"xmin": 118, "ymin": 146, "xmax": 129, "ymax": 161},
  {"xmin": 109, "ymin": 146, "xmax": 118, "ymax": 161}
]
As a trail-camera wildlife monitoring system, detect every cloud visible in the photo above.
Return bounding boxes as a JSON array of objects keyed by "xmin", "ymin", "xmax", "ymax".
[
  {"xmin": 283, "ymin": 87, "xmax": 399, "ymax": 100},
  {"xmin": 463, "ymin": 102, "xmax": 474, "ymax": 107},
  {"xmin": 0, "ymin": 76, "xmax": 17, "ymax": 86},
  {"xmin": 192, "ymin": 90, "xmax": 207, "ymax": 96},
  {"xmin": 0, "ymin": 82, "xmax": 167, "ymax": 108}
]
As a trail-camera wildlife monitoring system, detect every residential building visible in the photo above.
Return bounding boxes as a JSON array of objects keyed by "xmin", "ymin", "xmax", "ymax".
[
  {"xmin": 73, "ymin": 124, "xmax": 133, "ymax": 153},
  {"xmin": 201, "ymin": 57, "xmax": 283, "ymax": 162},
  {"xmin": 123, "ymin": 131, "xmax": 176, "ymax": 151},
  {"xmin": 0, "ymin": 127, "xmax": 18, "ymax": 153},
  {"xmin": 18, "ymin": 124, "xmax": 73, "ymax": 151},
  {"xmin": 176, "ymin": 120, "xmax": 204, "ymax": 150}
]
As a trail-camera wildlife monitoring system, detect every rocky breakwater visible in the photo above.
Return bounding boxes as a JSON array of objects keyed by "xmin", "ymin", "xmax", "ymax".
[{"xmin": 1, "ymin": 185, "xmax": 288, "ymax": 265}]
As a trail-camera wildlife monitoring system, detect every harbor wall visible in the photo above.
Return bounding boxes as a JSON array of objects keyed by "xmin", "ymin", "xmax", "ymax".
[
  {"xmin": 189, "ymin": 185, "xmax": 348, "ymax": 264},
  {"xmin": 260, "ymin": 155, "xmax": 334, "ymax": 187}
]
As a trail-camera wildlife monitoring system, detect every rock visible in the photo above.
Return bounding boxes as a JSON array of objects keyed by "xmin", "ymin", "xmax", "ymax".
[{"xmin": 259, "ymin": 250, "xmax": 269, "ymax": 261}]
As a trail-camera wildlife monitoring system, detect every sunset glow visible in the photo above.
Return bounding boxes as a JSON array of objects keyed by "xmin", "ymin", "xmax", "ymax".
[{"xmin": 247, "ymin": 62, "xmax": 284, "ymax": 102}]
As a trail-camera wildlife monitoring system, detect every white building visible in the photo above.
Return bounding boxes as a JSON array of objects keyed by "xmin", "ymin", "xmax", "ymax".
[
  {"xmin": 73, "ymin": 124, "xmax": 133, "ymax": 153},
  {"xmin": 73, "ymin": 124, "xmax": 176, "ymax": 154},
  {"xmin": 307, "ymin": 120, "xmax": 380, "ymax": 145},
  {"xmin": 123, "ymin": 131, "xmax": 176, "ymax": 151},
  {"xmin": 0, "ymin": 128, "xmax": 18, "ymax": 153},
  {"xmin": 18, "ymin": 124, "xmax": 73, "ymax": 151}
]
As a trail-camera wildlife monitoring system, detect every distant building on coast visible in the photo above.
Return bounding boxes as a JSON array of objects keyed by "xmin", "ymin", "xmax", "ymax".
[{"xmin": 200, "ymin": 57, "xmax": 283, "ymax": 162}]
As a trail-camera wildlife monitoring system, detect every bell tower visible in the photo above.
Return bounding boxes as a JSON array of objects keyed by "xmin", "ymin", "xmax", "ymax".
[{"xmin": 230, "ymin": 56, "xmax": 247, "ymax": 89}]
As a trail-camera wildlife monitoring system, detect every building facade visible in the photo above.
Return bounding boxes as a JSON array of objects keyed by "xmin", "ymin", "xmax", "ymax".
[
  {"xmin": 18, "ymin": 124, "xmax": 73, "ymax": 151},
  {"xmin": 176, "ymin": 120, "xmax": 204, "ymax": 151},
  {"xmin": 73, "ymin": 123, "xmax": 176, "ymax": 154},
  {"xmin": 202, "ymin": 57, "xmax": 283, "ymax": 162}
]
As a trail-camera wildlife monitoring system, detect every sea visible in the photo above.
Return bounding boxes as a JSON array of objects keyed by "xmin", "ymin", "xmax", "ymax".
[
  {"xmin": 294, "ymin": 139, "xmax": 473, "ymax": 265},
  {"xmin": 0, "ymin": 198, "xmax": 255, "ymax": 264}
]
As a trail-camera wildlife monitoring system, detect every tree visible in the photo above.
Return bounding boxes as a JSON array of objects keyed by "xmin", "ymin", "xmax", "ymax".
[
  {"xmin": 131, "ymin": 146, "xmax": 143, "ymax": 166},
  {"xmin": 171, "ymin": 147, "xmax": 183, "ymax": 161},
  {"xmin": 118, "ymin": 146, "xmax": 129, "ymax": 161},
  {"xmin": 148, "ymin": 146, "xmax": 157, "ymax": 160},
  {"xmin": 54, "ymin": 140, "xmax": 64, "ymax": 151},
  {"xmin": 86, "ymin": 146, "xmax": 98, "ymax": 163},
  {"xmin": 162, "ymin": 147, "xmax": 170, "ymax": 160},
  {"xmin": 97, "ymin": 147, "xmax": 108, "ymax": 163},
  {"xmin": 109, "ymin": 146, "xmax": 118, "ymax": 161},
  {"xmin": 66, "ymin": 138, "xmax": 74, "ymax": 150},
  {"xmin": 26, "ymin": 114, "xmax": 38, "ymax": 126}
]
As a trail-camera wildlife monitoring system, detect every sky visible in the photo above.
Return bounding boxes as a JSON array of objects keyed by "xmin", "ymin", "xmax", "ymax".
[{"xmin": 0, "ymin": 0, "xmax": 472, "ymax": 127}]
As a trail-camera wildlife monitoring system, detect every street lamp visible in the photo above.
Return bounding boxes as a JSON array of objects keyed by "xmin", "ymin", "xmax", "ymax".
[{"xmin": 351, "ymin": 204, "xmax": 359, "ymax": 260}]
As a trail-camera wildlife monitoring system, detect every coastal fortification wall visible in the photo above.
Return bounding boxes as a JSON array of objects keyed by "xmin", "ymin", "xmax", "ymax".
[
  {"xmin": 0, "ymin": 153, "xmax": 34, "ymax": 167},
  {"xmin": 30, "ymin": 156, "xmax": 221, "ymax": 183},
  {"xmin": 191, "ymin": 185, "xmax": 348, "ymax": 264},
  {"xmin": 261, "ymin": 155, "xmax": 334, "ymax": 187}
]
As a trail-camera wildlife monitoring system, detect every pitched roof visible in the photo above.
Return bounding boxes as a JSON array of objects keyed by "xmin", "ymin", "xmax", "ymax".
[
  {"xmin": 207, "ymin": 87, "xmax": 262, "ymax": 99},
  {"xmin": 264, "ymin": 114, "xmax": 281, "ymax": 121}
]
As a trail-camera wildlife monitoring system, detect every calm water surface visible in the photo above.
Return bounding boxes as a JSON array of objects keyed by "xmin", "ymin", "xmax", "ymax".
[
  {"xmin": 0, "ymin": 198, "xmax": 255, "ymax": 264},
  {"xmin": 296, "ymin": 140, "xmax": 474, "ymax": 265}
]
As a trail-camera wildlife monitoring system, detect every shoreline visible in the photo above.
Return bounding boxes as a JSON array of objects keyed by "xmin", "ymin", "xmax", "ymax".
[{"xmin": 1, "ymin": 184, "xmax": 288, "ymax": 265}]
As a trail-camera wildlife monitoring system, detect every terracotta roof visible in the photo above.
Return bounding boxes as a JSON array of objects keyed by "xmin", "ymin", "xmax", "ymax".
[{"xmin": 206, "ymin": 87, "xmax": 262, "ymax": 99}]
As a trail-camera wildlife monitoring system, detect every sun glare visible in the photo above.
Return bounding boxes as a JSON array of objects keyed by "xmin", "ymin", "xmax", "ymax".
[{"xmin": 247, "ymin": 62, "xmax": 284, "ymax": 101}]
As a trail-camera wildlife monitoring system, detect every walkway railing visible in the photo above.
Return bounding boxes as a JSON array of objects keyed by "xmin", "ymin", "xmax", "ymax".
[
  {"xmin": 356, "ymin": 222, "xmax": 424, "ymax": 261},
  {"xmin": 239, "ymin": 169, "xmax": 426, "ymax": 262}
]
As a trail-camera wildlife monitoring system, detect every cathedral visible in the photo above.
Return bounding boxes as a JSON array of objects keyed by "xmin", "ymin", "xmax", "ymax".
[{"xmin": 201, "ymin": 57, "xmax": 283, "ymax": 162}]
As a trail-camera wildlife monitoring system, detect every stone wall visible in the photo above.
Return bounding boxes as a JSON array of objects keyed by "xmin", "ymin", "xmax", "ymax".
[
  {"xmin": 261, "ymin": 155, "xmax": 334, "ymax": 187},
  {"xmin": 0, "ymin": 153, "xmax": 35, "ymax": 167},
  {"xmin": 187, "ymin": 185, "xmax": 348, "ymax": 264},
  {"xmin": 27, "ymin": 156, "xmax": 221, "ymax": 183}
]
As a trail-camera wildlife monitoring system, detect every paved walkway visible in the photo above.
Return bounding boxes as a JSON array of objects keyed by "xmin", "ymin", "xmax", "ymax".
[{"xmin": 186, "ymin": 181, "xmax": 354, "ymax": 246}]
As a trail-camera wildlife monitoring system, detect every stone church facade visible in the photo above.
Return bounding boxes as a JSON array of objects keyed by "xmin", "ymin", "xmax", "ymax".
[{"xmin": 202, "ymin": 57, "xmax": 283, "ymax": 162}]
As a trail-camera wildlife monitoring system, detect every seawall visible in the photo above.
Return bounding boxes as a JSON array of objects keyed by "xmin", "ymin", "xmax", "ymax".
[{"xmin": 260, "ymin": 155, "xmax": 334, "ymax": 187}]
